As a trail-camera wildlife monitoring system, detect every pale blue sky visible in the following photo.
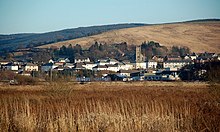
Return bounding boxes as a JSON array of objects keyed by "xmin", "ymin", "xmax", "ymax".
[{"xmin": 0, "ymin": 0, "xmax": 219, "ymax": 34}]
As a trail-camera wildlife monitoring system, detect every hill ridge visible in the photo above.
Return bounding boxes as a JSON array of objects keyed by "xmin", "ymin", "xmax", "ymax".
[{"xmin": 39, "ymin": 21, "xmax": 220, "ymax": 53}]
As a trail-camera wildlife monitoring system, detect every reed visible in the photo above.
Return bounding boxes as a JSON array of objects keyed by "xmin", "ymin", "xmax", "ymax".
[{"xmin": 0, "ymin": 82, "xmax": 219, "ymax": 131}]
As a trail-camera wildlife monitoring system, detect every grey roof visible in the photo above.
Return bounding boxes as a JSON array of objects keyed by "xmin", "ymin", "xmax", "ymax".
[
  {"xmin": 42, "ymin": 63, "xmax": 53, "ymax": 66},
  {"xmin": 93, "ymin": 65, "xmax": 108, "ymax": 68},
  {"xmin": 25, "ymin": 63, "xmax": 38, "ymax": 66},
  {"xmin": 119, "ymin": 70, "xmax": 140, "ymax": 74},
  {"xmin": 165, "ymin": 60, "xmax": 191, "ymax": 63},
  {"xmin": 106, "ymin": 64, "xmax": 118, "ymax": 67}
]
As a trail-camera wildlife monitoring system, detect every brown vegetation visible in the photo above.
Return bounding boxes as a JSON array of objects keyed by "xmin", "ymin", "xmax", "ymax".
[
  {"xmin": 0, "ymin": 82, "xmax": 219, "ymax": 131},
  {"xmin": 39, "ymin": 22, "xmax": 220, "ymax": 53}
]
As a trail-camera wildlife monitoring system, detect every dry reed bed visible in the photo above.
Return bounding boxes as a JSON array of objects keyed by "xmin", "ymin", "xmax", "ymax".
[{"xmin": 0, "ymin": 82, "xmax": 219, "ymax": 132}]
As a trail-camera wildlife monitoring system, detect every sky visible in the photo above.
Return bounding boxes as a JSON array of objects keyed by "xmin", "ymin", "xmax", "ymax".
[{"xmin": 0, "ymin": 0, "xmax": 220, "ymax": 34}]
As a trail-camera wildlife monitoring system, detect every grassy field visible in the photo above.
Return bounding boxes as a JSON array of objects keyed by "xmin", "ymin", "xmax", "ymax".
[{"xmin": 0, "ymin": 82, "xmax": 219, "ymax": 132}]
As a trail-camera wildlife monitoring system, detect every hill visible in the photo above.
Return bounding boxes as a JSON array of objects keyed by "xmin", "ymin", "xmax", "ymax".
[
  {"xmin": 0, "ymin": 23, "xmax": 147, "ymax": 51},
  {"xmin": 40, "ymin": 21, "xmax": 220, "ymax": 53}
]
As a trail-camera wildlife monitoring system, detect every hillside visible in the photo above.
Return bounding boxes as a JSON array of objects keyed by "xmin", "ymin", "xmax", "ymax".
[
  {"xmin": 40, "ymin": 21, "xmax": 220, "ymax": 53},
  {"xmin": 0, "ymin": 23, "xmax": 146, "ymax": 51}
]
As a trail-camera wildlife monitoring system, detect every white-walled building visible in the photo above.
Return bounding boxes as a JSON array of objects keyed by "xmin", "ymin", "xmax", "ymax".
[
  {"xmin": 163, "ymin": 60, "xmax": 191, "ymax": 69},
  {"xmin": 64, "ymin": 63, "xmax": 75, "ymax": 69},
  {"xmin": 48, "ymin": 59, "xmax": 55, "ymax": 63},
  {"xmin": 24, "ymin": 63, "xmax": 38, "ymax": 71},
  {"xmin": 74, "ymin": 57, "xmax": 90, "ymax": 63},
  {"xmin": 135, "ymin": 62, "xmax": 146, "ymax": 69},
  {"xmin": 146, "ymin": 60, "xmax": 158, "ymax": 69},
  {"xmin": 106, "ymin": 64, "xmax": 119, "ymax": 72},
  {"xmin": 93, "ymin": 65, "xmax": 108, "ymax": 71},
  {"xmin": 3, "ymin": 63, "xmax": 19, "ymax": 71},
  {"xmin": 97, "ymin": 59, "xmax": 109, "ymax": 66},
  {"xmin": 117, "ymin": 62, "xmax": 133, "ymax": 70},
  {"xmin": 107, "ymin": 59, "xmax": 119, "ymax": 65},
  {"xmin": 82, "ymin": 62, "xmax": 97, "ymax": 70},
  {"xmin": 57, "ymin": 58, "xmax": 70, "ymax": 63}
]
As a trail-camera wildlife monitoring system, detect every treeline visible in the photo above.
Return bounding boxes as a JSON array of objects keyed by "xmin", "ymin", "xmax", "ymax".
[
  {"xmin": 39, "ymin": 41, "xmax": 191, "ymax": 62},
  {"xmin": 180, "ymin": 61, "xmax": 220, "ymax": 83},
  {"xmin": 51, "ymin": 42, "xmax": 135, "ymax": 62},
  {"xmin": 1, "ymin": 41, "xmax": 192, "ymax": 63}
]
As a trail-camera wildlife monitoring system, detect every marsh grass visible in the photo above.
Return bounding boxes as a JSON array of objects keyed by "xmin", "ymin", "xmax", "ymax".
[{"xmin": 0, "ymin": 82, "xmax": 219, "ymax": 132}]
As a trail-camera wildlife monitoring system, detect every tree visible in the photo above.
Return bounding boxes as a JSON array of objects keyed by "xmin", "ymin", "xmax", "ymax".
[{"xmin": 74, "ymin": 44, "xmax": 82, "ymax": 55}]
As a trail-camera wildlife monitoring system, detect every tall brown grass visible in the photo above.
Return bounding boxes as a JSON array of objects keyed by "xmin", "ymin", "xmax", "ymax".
[{"xmin": 0, "ymin": 82, "xmax": 219, "ymax": 132}]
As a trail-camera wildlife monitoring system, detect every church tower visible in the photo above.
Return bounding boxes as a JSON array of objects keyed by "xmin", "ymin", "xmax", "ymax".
[
  {"xmin": 135, "ymin": 46, "xmax": 146, "ymax": 69},
  {"xmin": 135, "ymin": 46, "xmax": 144, "ymax": 62}
]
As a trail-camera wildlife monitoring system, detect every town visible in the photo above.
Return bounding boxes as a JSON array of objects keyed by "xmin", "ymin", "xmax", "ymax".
[{"xmin": 0, "ymin": 42, "xmax": 219, "ymax": 83}]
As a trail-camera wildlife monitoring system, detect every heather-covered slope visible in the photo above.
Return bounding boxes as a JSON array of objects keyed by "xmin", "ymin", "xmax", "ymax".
[{"xmin": 41, "ymin": 22, "xmax": 220, "ymax": 53}]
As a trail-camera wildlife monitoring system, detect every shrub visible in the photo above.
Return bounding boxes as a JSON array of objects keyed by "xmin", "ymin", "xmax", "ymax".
[{"xmin": 15, "ymin": 75, "xmax": 36, "ymax": 85}]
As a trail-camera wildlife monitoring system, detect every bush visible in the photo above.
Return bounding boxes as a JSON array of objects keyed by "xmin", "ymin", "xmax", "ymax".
[
  {"xmin": 0, "ymin": 71, "xmax": 16, "ymax": 81},
  {"xmin": 15, "ymin": 75, "xmax": 36, "ymax": 85}
]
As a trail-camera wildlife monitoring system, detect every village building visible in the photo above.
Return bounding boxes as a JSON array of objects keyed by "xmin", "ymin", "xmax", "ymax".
[
  {"xmin": 74, "ymin": 63, "xmax": 85, "ymax": 71},
  {"xmin": 163, "ymin": 60, "xmax": 191, "ymax": 69},
  {"xmin": 135, "ymin": 46, "xmax": 146, "ymax": 69},
  {"xmin": 74, "ymin": 57, "xmax": 90, "ymax": 63},
  {"xmin": 57, "ymin": 58, "xmax": 70, "ymax": 63},
  {"xmin": 64, "ymin": 63, "xmax": 74, "ymax": 69},
  {"xmin": 151, "ymin": 56, "xmax": 164, "ymax": 62},
  {"xmin": 24, "ymin": 63, "xmax": 38, "ymax": 71},
  {"xmin": 165, "ymin": 55, "xmax": 182, "ymax": 61},
  {"xmin": 82, "ymin": 62, "xmax": 97, "ymax": 70},
  {"xmin": 117, "ymin": 70, "xmax": 140, "ymax": 78},
  {"xmin": 107, "ymin": 59, "xmax": 119, "ymax": 65},
  {"xmin": 0, "ymin": 60, "xmax": 11, "ymax": 65},
  {"xmin": 48, "ymin": 59, "xmax": 55, "ymax": 63},
  {"xmin": 93, "ymin": 65, "xmax": 108, "ymax": 71},
  {"xmin": 135, "ymin": 62, "xmax": 146, "ymax": 69},
  {"xmin": 96, "ymin": 59, "xmax": 109, "ymax": 66},
  {"xmin": 117, "ymin": 62, "xmax": 133, "ymax": 70},
  {"xmin": 146, "ymin": 59, "xmax": 158, "ymax": 69},
  {"xmin": 2, "ymin": 63, "xmax": 19, "ymax": 71},
  {"xmin": 106, "ymin": 64, "xmax": 119, "ymax": 72}
]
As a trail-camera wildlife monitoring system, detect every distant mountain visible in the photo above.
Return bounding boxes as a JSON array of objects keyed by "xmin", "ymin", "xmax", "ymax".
[
  {"xmin": 0, "ymin": 23, "xmax": 147, "ymax": 51},
  {"xmin": 40, "ymin": 19, "xmax": 220, "ymax": 53}
]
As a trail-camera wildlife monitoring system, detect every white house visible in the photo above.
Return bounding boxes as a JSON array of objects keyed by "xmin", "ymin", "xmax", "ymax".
[
  {"xmin": 190, "ymin": 53, "xmax": 198, "ymax": 60},
  {"xmin": 82, "ymin": 62, "xmax": 97, "ymax": 70},
  {"xmin": 117, "ymin": 62, "xmax": 133, "ymax": 70},
  {"xmin": 64, "ymin": 63, "xmax": 74, "ymax": 69},
  {"xmin": 107, "ymin": 59, "xmax": 119, "ymax": 65},
  {"xmin": 146, "ymin": 60, "xmax": 158, "ymax": 69},
  {"xmin": 3, "ymin": 63, "xmax": 19, "ymax": 71},
  {"xmin": 135, "ymin": 62, "xmax": 146, "ymax": 69},
  {"xmin": 48, "ymin": 59, "xmax": 55, "ymax": 63},
  {"xmin": 24, "ymin": 63, "xmax": 39, "ymax": 71},
  {"xmin": 106, "ymin": 64, "xmax": 119, "ymax": 72},
  {"xmin": 93, "ymin": 65, "xmax": 108, "ymax": 71},
  {"xmin": 117, "ymin": 70, "xmax": 141, "ymax": 78},
  {"xmin": 163, "ymin": 60, "xmax": 191, "ymax": 69},
  {"xmin": 57, "ymin": 58, "xmax": 70, "ymax": 63},
  {"xmin": 74, "ymin": 57, "xmax": 90, "ymax": 63},
  {"xmin": 97, "ymin": 59, "xmax": 109, "ymax": 66},
  {"xmin": 0, "ymin": 60, "xmax": 10, "ymax": 65}
]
